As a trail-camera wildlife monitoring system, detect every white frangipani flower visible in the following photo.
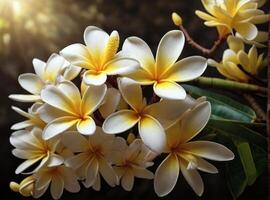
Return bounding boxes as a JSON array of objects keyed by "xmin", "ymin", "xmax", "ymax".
[
  {"xmin": 113, "ymin": 139, "xmax": 155, "ymax": 191},
  {"xmin": 61, "ymin": 128, "xmax": 118, "ymax": 189},
  {"xmin": 39, "ymin": 80, "xmax": 107, "ymax": 139},
  {"xmin": 154, "ymin": 102, "xmax": 234, "ymax": 197},
  {"xmin": 33, "ymin": 165, "xmax": 80, "ymax": 200},
  {"xmin": 10, "ymin": 128, "xmax": 63, "ymax": 174},
  {"xmin": 103, "ymin": 77, "xmax": 201, "ymax": 153},
  {"xmin": 11, "ymin": 103, "xmax": 45, "ymax": 130},
  {"xmin": 122, "ymin": 30, "xmax": 207, "ymax": 100},
  {"xmin": 60, "ymin": 26, "xmax": 140, "ymax": 86},
  {"xmin": 9, "ymin": 54, "xmax": 79, "ymax": 103}
]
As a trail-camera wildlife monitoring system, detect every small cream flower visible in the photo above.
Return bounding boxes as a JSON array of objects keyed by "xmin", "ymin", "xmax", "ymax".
[
  {"xmin": 195, "ymin": 0, "xmax": 270, "ymax": 40},
  {"xmin": 10, "ymin": 128, "xmax": 63, "ymax": 174},
  {"xmin": 33, "ymin": 165, "xmax": 80, "ymax": 200},
  {"xmin": 122, "ymin": 30, "xmax": 207, "ymax": 100},
  {"xmin": 113, "ymin": 139, "xmax": 155, "ymax": 191},
  {"xmin": 154, "ymin": 102, "xmax": 234, "ymax": 197},
  {"xmin": 39, "ymin": 80, "xmax": 107, "ymax": 139},
  {"xmin": 9, "ymin": 54, "xmax": 80, "ymax": 102},
  {"xmin": 11, "ymin": 103, "xmax": 46, "ymax": 130},
  {"xmin": 103, "ymin": 77, "xmax": 203, "ymax": 153},
  {"xmin": 61, "ymin": 128, "xmax": 118, "ymax": 189},
  {"xmin": 208, "ymin": 35, "xmax": 266, "ymax": 82},
  {"xmin": 10, "ymin": 176, "xmax": 35, "ymax": 197},
  {"xmin": 60, "ymin": 26, "xmax": 140, "ymax": 86}
]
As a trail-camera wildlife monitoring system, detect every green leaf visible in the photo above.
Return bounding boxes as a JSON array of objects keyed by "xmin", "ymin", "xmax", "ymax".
[
  {"xmin": 182, "ymin": 84, "xmax": 256, "ymax": 122},
  {"xmin": 235, "ymin": 142, "xmax": 257, "ymax": 186}
]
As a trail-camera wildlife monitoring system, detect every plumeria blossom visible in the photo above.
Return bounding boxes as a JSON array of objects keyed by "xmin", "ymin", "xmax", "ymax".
[
  {"xmin": 9, "ymin": 54, "xmax": 80, "ymax": 103},
  {"xmin": 38, "ymin": 80, "xmax": 107, "ymax": 139},
  {"xmin": 122, "ymin": 30, "xmax": 207, "ymax": 100},
  {"xmin": 103, "ymin": 77, "xmax": 203, "ymax": 153},
  {"xmin": 11, "ymin": 103, "xmax": 45, "ymax": 130},
  {"xmin": 208, "ymin": 35, "xmax": 267, "ymax": 82},
  {"xmin": 60, "ymin": 26, "xmax": 140, "ymax": 86},
  {"xmin": 195, "ymin": 0, "xmax": 270, "ymax": 40},
  {"xmin": 61, "ymin": 128, "xmax": 119, "ymax": 189},
  {"xmin": 33, "ymin": 165, "xmax": 80, "ymax": 200},
  {"xmin": 154, "ymin": 102, "xmax": 234, "ymax": 197},
  {"xmin": 113, "ymin": 139, "xmax": 155, "ymax": 191},
  {"xmin": 10, "ymin": 128, "xmax": 63, "ymax": 174}
]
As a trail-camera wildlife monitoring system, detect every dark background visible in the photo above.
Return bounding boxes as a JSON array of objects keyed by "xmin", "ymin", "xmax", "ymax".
[{"xmin": 0, "ymin": 0, "xmax": 268, "ymax": 199}]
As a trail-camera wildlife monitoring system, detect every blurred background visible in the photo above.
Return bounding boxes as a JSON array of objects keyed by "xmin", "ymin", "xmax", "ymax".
[{"xmin": 0, "ymin": 0, "xmax": 267, "ymax": 199}]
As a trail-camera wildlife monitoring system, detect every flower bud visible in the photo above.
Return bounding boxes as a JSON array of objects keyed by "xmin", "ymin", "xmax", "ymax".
[{"xmin": 172, "ymin": 12, "xmax": 182, "ymax": 26}]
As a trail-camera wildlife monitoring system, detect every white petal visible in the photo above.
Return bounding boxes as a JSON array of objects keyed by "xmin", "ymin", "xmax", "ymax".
[
  {"xmin": 156, "ymin": 30, "xmax": 185, "ymax": 75},
  {"xmin": 181, "ymin": 141, "xmax": 235, "ymax": 161},
  {"xmin": 196, "ymin": 157, "xmax": 218, "ymax": 174},
  {"xmin": 38, "ymin": 103, "xmax": 68, "ymax": 123},
  {"xmin": 105, "ymin": 57, "xmax": 139, "ymax": 75},
  {"xmin": 99, "ymin": 88, "xmax": 121, "ymax": 118},
  {"xmin": 50, "ymin": 174, "xmax": 64, "ymax": 200},
  {"xmin": 179, "ymin": 102, "xmax": 211, "ymax": 143},
  {"xmin": 102, "ymin": 110, "xmax": 140, "ymax": 134},
  {"xmin": 118, "ymin": 77, "xmax": 144, "ymax": 112},
  {"xmin": 65, "ymin": 153, "xmax": 89, "ymax": 169},
  {"xmin": 40, "ymin": 85, "xmax": 76, "ymax": 115},
  {"xmin": 45, "ymin": 54, "xmax": 65, "ymax": 83},
  {"xmin": 235, "ymin": 22, "xmax": 258, "ymax": 40},
  {"xmin": 47, "ymin": 154, "xmax": 64, "ymax": 167},
  {"xmin": 122, "ymin": 36, "xmax": 155, "ymax": 74},
  {"xmin": 15, "ymin": 157, "xmax": 43, "ymax": 174},
  {"xmin": 62, "ymin": 65, "xmax": 81, "ymax": 81},
  {"xmin": 121, "ymin": 170, "xmax": 134, "ymax": 191},
  {"xmin": 133, "ymin": 166, "xmax": 154, "ymax": 179},
  {"xmin": 61, "ymin": 131, "xmax": 89, "ymax": 152},
  {"xmin": 8, "ymin": 94, "xmax": 41, "ymax": 102},
  {"xmin": 144, "ymin": 94, "xmax": 198, "ymax": 129},
  {"xmin": 32, "ymin": 58, "xmax": 46, "ymax": 78},
  {"xmin": 61, "ymin": 167, "xmax": 81, "ymax": 193},
  {"xmin": 83, "ymin": 70, "xmax": 107, "ymax": 86},
  {"xmin": 154, "ymin": 81, "xmax": 186, "ymax": 100},
  {"xmin": 77, "ymin": 117, "xmax": 96, "ymax": 135},
  {"xmin": 85, "ymin": 158, "xmax": 99, "ymax": 187},
  {"xmin": 43, "ymin": 117, "xmax": 78, "ymax": 140},
  {"xmin": 99, "ymin": 157, "xmax": 118, "ymax": 187},
  {"xmin": 81, "ymin": 84, "xmax": 107, "ymax": 115},
  {"xmin": 57, "ymin": 81, "xmax": 81, "ymax": 108},
  {"xmin": 180, "ymin": 159, "xmax": 204, "ymax": 196},
  {"xmin": 18, "ymin": 73, "xmax": 44, "ymax": 94},
  {"xmin": 154, "ymin": 154, "xmax": 179, "ymax": 197},
  {"xmin": 60, "ymin": 43, "xmax": 92, "ymax": 68},
  {"xmin": 11, "ymin": 120, "xmax": 33, "ymax": 130},
  {"xmin": 84, "ymin": 26, "xmax": 109, "ymax": 55},
  {"xmin": 164, "ymin": 56, "xmax": 207, "ymax": 82},
  {"xmin": 138, "ymin": 115, "xmax": 166, "ymax": 153}
]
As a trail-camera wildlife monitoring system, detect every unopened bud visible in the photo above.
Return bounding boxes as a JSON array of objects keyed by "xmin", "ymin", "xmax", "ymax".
[
  {"xmin": 172, "ymin": 12, "xmax": 182, "ymax": 26},
  {"xmin": 127, "ymin": 133, "xmax": 136, "ymax": 144}
]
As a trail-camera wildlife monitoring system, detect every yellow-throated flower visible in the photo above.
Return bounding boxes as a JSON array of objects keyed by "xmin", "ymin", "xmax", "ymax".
[
  {"xmin": 61, "ymin": 128, "xmax": 119, "ymax": 190},
  {"xmin": 39, "ymin": 80, "xmax": 107, "ymax": 139},
  {"xmin": 102, "ymin": 77, "xmax": 204, "ymax": 153},
  {"xmin": 195, "ymin": 0, "xmax": 270, "ymax": 40},
  {"xmin": 11, "ymin": 103, "xmax": 46, "ymax": 130},
  {"xmin": 113, "ymin": 139, "xmax": 155, "ymax": 191},
  {"xmin": 122, "ymin": 30, "xmax": 207, "ymax": 100},
  {"xmin": 10, "ymin": 128, "xmax": 63, "ymax": 174},
  {"xmin": 60, "ymin": 26, "xmax": 140, "ymax": 86},
  {"xmin": 208, "ymin": 35, "xmax": 267, "ymax": 82},
  {"xmin": 9, "ymin": 54, "xmax": 80, "ymax": 102},
  {"xmin": 154, "ymin": 102, "xmax": 234, "ymax": 197},
  {"xmin": 33, "ymin": 165, "xmax": 80, "ymax": 200}
]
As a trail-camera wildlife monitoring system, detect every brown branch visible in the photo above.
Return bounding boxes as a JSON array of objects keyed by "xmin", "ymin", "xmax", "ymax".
[
  {"xmin": 243, "ymin": 94, "xmax": 266, "ymax": 122},
  {"xmin": 178, "ymin": 24, "xmax": 227, "ymax": 56}
]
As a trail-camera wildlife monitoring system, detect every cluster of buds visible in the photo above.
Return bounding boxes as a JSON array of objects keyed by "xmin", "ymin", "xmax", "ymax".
[{"xmin": 9, "ymin": 26, "xmax": 234, "ymax": 199}]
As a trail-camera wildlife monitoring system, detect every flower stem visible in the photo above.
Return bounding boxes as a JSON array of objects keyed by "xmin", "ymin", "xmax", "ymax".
[
  {"xmin": 178, "ymin": 24, "xmax": 226, "ymax": 55},
  {"xmin": 190, "ymin": 77, "xmax": 268, "ymax": 94}
]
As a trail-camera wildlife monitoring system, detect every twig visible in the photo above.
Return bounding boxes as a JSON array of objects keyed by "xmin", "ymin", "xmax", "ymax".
[
  {"xmin": 190, "ymin": 77, "xmax": 268, "ymax": 94},
  {"xmin": 178, "ymin": 24, "xmax": 227, "ymax": 55},
  {"xmin": 243, "ymin": 93, "xmax": 266, "ymax": 122}
]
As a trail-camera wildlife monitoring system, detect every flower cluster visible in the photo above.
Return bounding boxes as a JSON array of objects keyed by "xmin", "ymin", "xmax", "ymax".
[
  {"xmin": 195, "ymin": 0, "xmax": 270, "ymax": 40},
  {"xmin": 208, "ymin": 35, "xmax": 267, "ymax": 82},
  {"xmin": 9, "ymin": 26, "xmax": 234, "ymax": 199}
]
